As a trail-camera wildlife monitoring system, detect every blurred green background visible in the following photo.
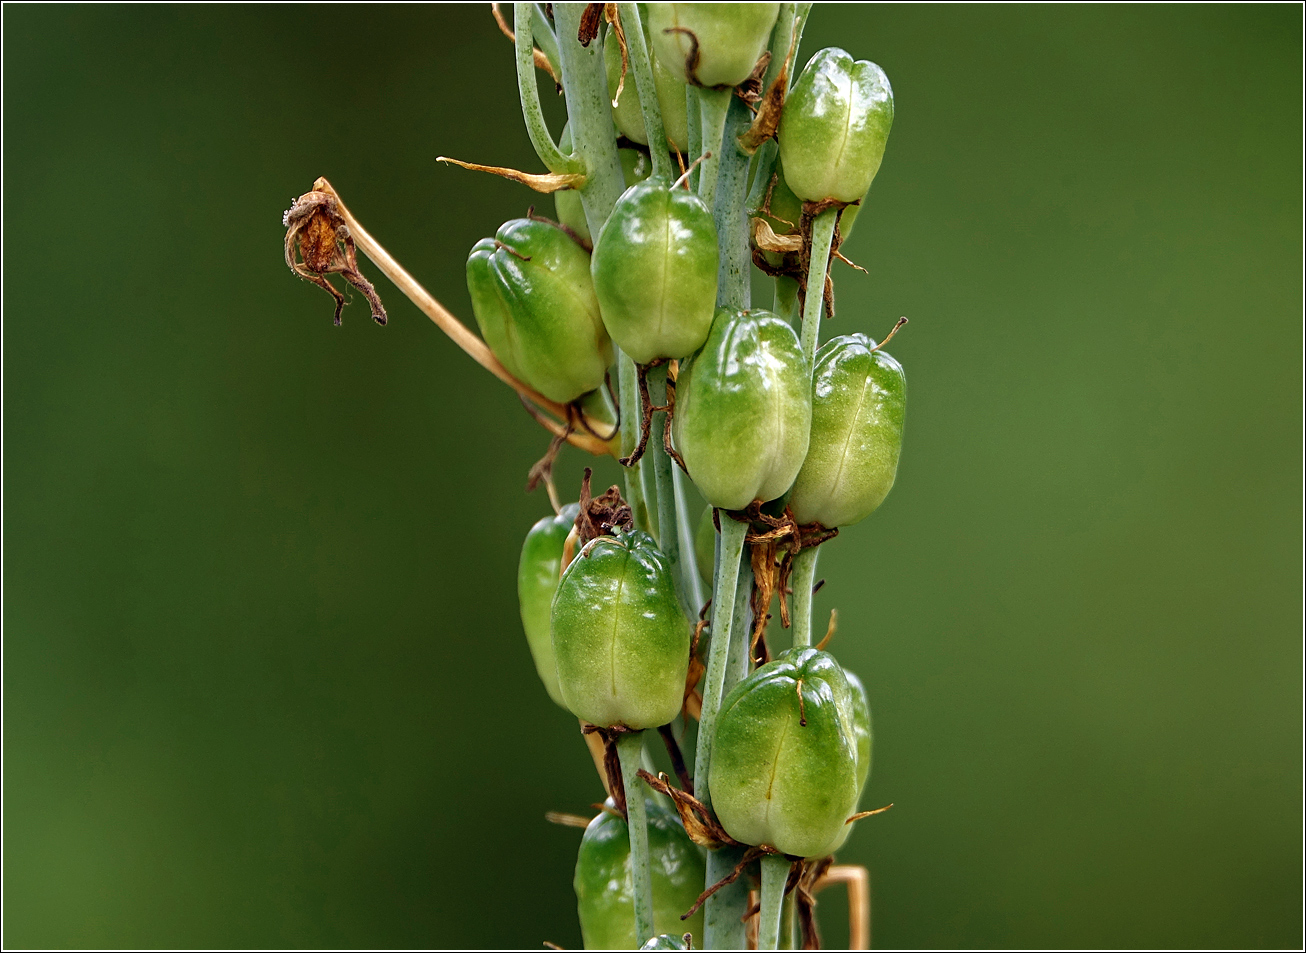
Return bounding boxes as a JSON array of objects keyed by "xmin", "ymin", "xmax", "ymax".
[{"xmin": 4, "ymin": 4, "xmax": 1300, "ymax": 949}]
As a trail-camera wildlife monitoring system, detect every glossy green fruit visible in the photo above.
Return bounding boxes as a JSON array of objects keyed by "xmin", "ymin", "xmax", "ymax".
[
  {"xmin": 556, "ymin": 125, "xmax": 654, "ymax": 245},
  {"xmin": 552, "ymin": 531, "xmax": 690, "ymax": 729},
  {"xmin": 639, "ymin": 935, "xmax": 691, "ymax": 951},
  {"xmin": 788, "ymin": 334, "xmax": 905, "ymax": 528},
  {"xmin": 647, "ymin": 3, "xmax": 780, "ymax": 89},
  {"xmin": 466, "ymin": 218, "xmax": 612, "ymax": 404},
  {"xmin": 575, "ymin": 799, "xmax": 706, "ymax": 950},
  {"xmin": 778, "ymin": 48, "xmax": 894, "ymax": 203},
  {"xmin": 673, "ymin": 308, "xmax": 812, "ymax": 511},
  {"xmin": 605, "ymin": 30, "xmax": 690, "ymax": 152},
  {"xmin": 829, "ymin": 668, "xmax": 872, "ymax": 852},
  {"xmin": 591, "ymin": 179, "xmax": 719, "ymax": 364},
  {"xmin": 517, "ymin": 504, "xmax": 580, "ymax": 708},
  {"xmin": 709, "ymin": 647, "xmax": 860, "ymax": 858}
]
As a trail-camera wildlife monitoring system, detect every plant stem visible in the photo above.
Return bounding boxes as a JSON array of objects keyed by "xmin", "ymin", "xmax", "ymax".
[
  {"xmin": 727, "ymin": 552, "xmax": 754, "ymax": 685},
  {"xmin": 515, "ymin": 4, "xmax": 581, "ymax": 174},
  {"xmin": 616, "ymin": 731, "xmax": 655, "ymax": 946},
  {"xmin": 619, "ymin": 351, "xmax": 652, "ymax": 533},
  {"xmin": 617, "ymin": 3, "xmax": 673, "ymax": 182},
  {"xmin": 692, "ymin": 515, "xmax": 746, "ymax": 809},
  {"xmin": 789, "ymin": 547, "xmax": 819, "ymax": 649},
  {"xmin": 553, "ymin": 2, "xmax": 626, "ymax": 235},
  {"xmin": 696, "ymin": 87, "xmax": 732, "ymax": 210},
  {"xmin": 673, "ymin": 465, "xmax": 704, "ymax": 614},
  {"xmin": 685, "ymin": 85, "xmax": 702, "ymax": 192},
  {"xmin": 714, "ymin": 96, "xmax": 754, "ymax": 311},
  {"xmin": 648, "ymin": 364, "xmax": 693, "ymax": 620},
  {"xmin": 780, "ymin": 890, "xmax": 797, "ymax": 949},
  {"xmin": 531, "ymin": 4, "xmax": 562, "ymax": 78},
  {"xmin": 758, "ymin": 854, "xmax": 790, "ymax": 951},
  {"xmin": 703, "ymin": 846, "xmax": 749, "ymax": 949},
  {"xmin": 800, "ymin": 207, "xmax": 837, "ymax": 364}
]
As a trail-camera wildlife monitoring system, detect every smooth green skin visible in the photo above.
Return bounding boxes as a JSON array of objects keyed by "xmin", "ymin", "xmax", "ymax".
[
  {"xmin": 592, "ymin": 179, "xmax": 719, "ymax": 364},
  {"xmin": 517, "ymin": 504, "xmax": 580, "ymax": 709},
  {"xmin": 708, "ymin": 647, "xmax": 860, "ymax": 859},
  {"xmin": 639, "ymin": 934, "xmax": 691, "ymax": 951},
  {"xmin": 788, "ymin": 334, "xmax": 906, "ymax": 528},
  {"xmin": 673, "ymin": 308, "xmax": 812, "ymax": 511},
  {"xmin": 694, "ymin": 505, "xmax": 715, "ymax": 588},
  {"xmin": 605, "ymin": 31, "xmax": 690, "ymax": 152},
  {"xmin": 465, "ymin": 219, "xmax": 612, "ymax": 404},
  {"xmin": 556, "ymin": 125, "xmax": 653, "ymax": 244},
  {"xmin": 778, "ymin": 48, "xmax": 894, "ymax": 203},
  {"xmin": 552, "ymin": 531, "xmax": 690, "ymax": 729},
  {"xmin": 575, "ymin": 799, "xmax": 706, "ymax": 950},
  {"xmin": 829, "ymin": 669, "xmax": 873, "ymax": 852},
  {"xmin": 647, "ymin": 3, "xmax": 780, "ymax": 89}
]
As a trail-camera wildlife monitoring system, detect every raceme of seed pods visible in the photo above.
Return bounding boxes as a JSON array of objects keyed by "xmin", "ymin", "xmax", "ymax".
[{"xmin": 282, "ymin": 4, "xmax": 907, "ymax": 950}]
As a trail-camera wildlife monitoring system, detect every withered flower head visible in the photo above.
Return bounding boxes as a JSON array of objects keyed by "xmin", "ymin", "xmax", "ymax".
[{"xmin": 282, "ymin": 189, "xmax": 387, "ymax": 326}]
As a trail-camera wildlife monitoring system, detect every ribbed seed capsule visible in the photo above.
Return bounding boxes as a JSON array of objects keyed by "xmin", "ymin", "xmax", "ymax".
[
  {"xmin": 788, "ymin": 333, "xmax": 905, "ymax": 528},
  {"xmin": 591, "ymin": 179, "xmax": 719, "ymax": 364},
  {"xmin": 465, "ymin": 218, "xmax": 612, "ymax": 404},
  {"xmin": 709, "ymin": 647, "xmax": 860, "ymax": 858},
  {"xmin": 778, "ymin": 48, "xmax": 894, "ymax": 203},
  {"xmin": 829, "ymin": 668, "xmax": 873, "ymax": 852},
  {"xmin": 647, "ymin": 3, "xmax": 780, "ymax": 89},
  {"xmin": 552, "ymin": 531, "xmax": 690, "ymax": 729},
  {"xmin": 517, "ymin": 504, "xmax": 580, "ymax": 708},
  {"xmin": 575, "ymin": 798, "xmax": 706, "ymax": 949},
  {"xmin": 672, "ymin": 308, "xmax": 811, "ymax": 511}
]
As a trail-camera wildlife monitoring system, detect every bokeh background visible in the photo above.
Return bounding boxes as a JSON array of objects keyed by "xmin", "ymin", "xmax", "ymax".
[{"xmin": 4, "ymin": 4, "xmax": 1301, "ymax": 949}]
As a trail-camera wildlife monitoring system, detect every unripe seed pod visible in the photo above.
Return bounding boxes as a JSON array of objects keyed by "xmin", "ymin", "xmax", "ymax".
[
  {"xmin": 552, "ymin": 531, "xmax": 690, "ymax": 729},
  {"xmin": 828, "ymin": 668, "xmax": 873, "ymax": 852},
  {"xmin": 639, "ymin": 935, "xmax": 691, "ymax": 951},
  {"xmin": 673, "ymin": 308, "xmax": 811, "ymax": 511},
  {"xmin": 591, "ymin": 179, "xmax": 719, "ymax": 364},
  {"xmin": 647, "ymin": 3, "xmax": 780, "ymax": 89},
  {"xmin": 778, "ymin": 48, "xmax": 894, "ymax": 203},
  {"xmin": 605, "ymin": 31, "xmax": 690, "ymax": 153},
  {"xmin": 575, "ymin": 798, "xmax": 706, "ymax": 949},
  {"xmin": 788, "ymin": 333, "xmax": 905, "ymax": 528},
  {"xmin": 709, "ymin": 647, "xmax": 860, "ymax": 858},
  {"xmin": 466, "ymin": 219, "xmax": 612, "ymax": 404},
  {"xmin": 517, "ymin": 504, "xmax": 580, "ymax": 708}
]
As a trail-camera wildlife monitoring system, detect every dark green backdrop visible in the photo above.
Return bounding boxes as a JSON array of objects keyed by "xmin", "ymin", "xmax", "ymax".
[{"xmin": 4, "ymin": 4, "xmax": 1301, "ymax": 949}]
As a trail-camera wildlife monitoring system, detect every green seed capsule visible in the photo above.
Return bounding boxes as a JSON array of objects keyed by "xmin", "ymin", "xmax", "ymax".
[
  {"xmin": 556, "ymin": 124, "xmax": 654, "ymax": 245},
  {"xmin": 708, "ymin": 647, "xmax": 860, "ymax": 859},
  {"xmin": 465, "ymin": 218, "xmax": 613, "ymax": 405},
  {"xmin": 575, "ymin": 798, "xmax": 706, "ymax": 950},
  {"xmin": 591, "ymin": 179, "xmax": 719, "ymax": 364},
  {"xmin": 647, "ymin": 3, "xmax": 780, "ymax": 89},
  {"xmin": 828, "ymin": 668, "xmax": 873, "ymax": 852},
  {"xmin": 639, "ymin": 935, "xmax": 691, "ymax": 951},
  {"xmin": 788, "ymin": 334, "xmax": 905, "ymax": 528},
  {"xmin": 673, "ymin": 308, "xmax": 812, "ymax": 511},
  {"xmin": 778, "ymin": 48, "xmax": 894, "ymax": 203},
  {"xmin": 605, "ymin": 30, "xmax": 690, "ymax": 153},
  {"xmin": 552, "ymin": 531, "xmax": 690, "ymax": 729},
  {"xmin": 517, "ymin": 504, "xmax": 580, "ymax": 708}
]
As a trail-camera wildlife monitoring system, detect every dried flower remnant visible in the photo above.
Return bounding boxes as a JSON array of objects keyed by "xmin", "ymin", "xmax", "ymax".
[{"xmin": 283, "ymin": 189, "xmax": 387, "ymax": 326}]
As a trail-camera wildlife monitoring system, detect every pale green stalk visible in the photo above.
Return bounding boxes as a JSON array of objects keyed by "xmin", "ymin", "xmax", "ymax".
[
  {"xmin": 672, "ymin": 465, "xmax": 704, "ymax": 613},
  {"xmin": 685, "ymin": 85, "xmax": 702, "ymax": 191},
  {"xmin": 758, "ymin": 854, "xmax": 791, "ymax": 950},
  {"xmin": 617, "ymin": 731, "xmax": 655, "ymax": 946},
  {"xmin": 780, "ymin": 891, "xmax": 797, "ymax": 949},
  {"xmin": 616, "ymin": 3, "xmax": 673, "ymax": 182},
  {"xmin": 789, "ymin": 547, "xmax": 819, "ymax": 649},
  {"xmin": 618, "ymin": 352, "xmax": 652, "ymax": 534},
  {"xmin": 714, "ymin": 97, "xmax": 753, "ymax": 309},
  {"xmin": 800, "ymin": 208, "xmax": 837, "ymax": 363},
  {"xmin": 696, "ymin": 87, "xmax": 732, "ymax": 210},
  {"xmin": 514, "ymin": 4, "xmax": 580, "ymax": 174},
  {"xmin": 531, "ymin": 4, "xmax": 561, "ymax": 78},
  {"xmin": 648, "ymin": 364, "xmax": 693, "ymax": 621}
]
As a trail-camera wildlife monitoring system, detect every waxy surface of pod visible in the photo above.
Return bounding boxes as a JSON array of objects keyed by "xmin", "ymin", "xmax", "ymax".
[
  {"xmin": 829, "ymin": 668, "xmax": 873, "ymax": 852},
  {"xmin": 575, "ymin": 798, "xmax": 706, "ymax": 950},
  {"xmin": 647, "ymin": 3, "xmax": 780, "ymax": 89},
  {"xmin": 788, "ymin": 333, "xmax": 905, "ymax": 528},
  {"xmin": 605, "ymin": 31, "xmax": 690, "ymax": 152},
  {"xmin": 673, "ymin": 308, "xmax": 811, "ymax": 511},
  {"xmin": 465, "ymin": 218, "xmax": 612, "ymax": 404},
  {"xmin": 778, "ymin": 48, "xmax": 894, "ymax": 203},
  {"xmin": 708, "ymin": 647, "xmax": 860, "ymax": 859},
  {"xmin": 552, "ymin": 531, "xmax": 690, "ymax": 729},
  {"xmin": 591, "ymin": 179, "xmax": 719, "ymax": 364},
  {"xmin": 517, "ymin": 504, "xmax": 580, "ymax": 708}
]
